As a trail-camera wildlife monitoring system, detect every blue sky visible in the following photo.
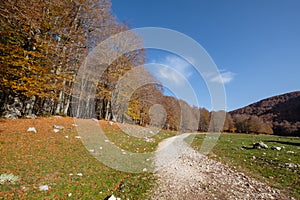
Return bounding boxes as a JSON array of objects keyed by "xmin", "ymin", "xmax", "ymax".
[{"xmin": 111, "ymin": 0, "xmax": 300, "ymax": 111}]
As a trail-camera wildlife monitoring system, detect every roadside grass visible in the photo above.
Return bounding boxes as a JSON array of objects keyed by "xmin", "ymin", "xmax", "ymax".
[
  {"xmin": 0, "ymin": 117, "xmax": 176, "ymax": 199},
  {"xmin": 102, "ymin": 122, "xmax": 177, "ymax": 153},
  {"xmin": 191, "ymin": 133, "xmax": 300, "ymax": 199}
]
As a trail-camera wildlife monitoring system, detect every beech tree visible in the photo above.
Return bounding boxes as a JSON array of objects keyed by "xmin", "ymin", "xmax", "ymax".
[
  {"xmin": 1, "ymin": 0, "xmax": 147, "ymax": 119},
  {"xmin": 198, "ymin": 108, "xmax": 210, "ymax": 132}
]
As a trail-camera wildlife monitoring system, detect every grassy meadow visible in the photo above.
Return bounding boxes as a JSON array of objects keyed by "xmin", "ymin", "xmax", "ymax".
[
  {"xmin": 0, "ymin": 117, "xmax": 175, "ymax": 200},
  {"xmin": 1, "ymin": 117, "xmax": 299, "ymax": 199}
]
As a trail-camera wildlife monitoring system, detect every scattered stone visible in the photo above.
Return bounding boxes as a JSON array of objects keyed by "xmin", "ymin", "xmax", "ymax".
[
  {"xmin": 89, "ymin": 149, "xmax": 95, "ymax": 153},
  {"xmin": 65, "ymin": 136, "xmax": 69, "ymax": 139},
  {"xmin": 53, "ymin": 129, "xmax": 60, "ymax": 133},
  {"xmin": 108, "ymin": 121, "xmax": 114, "ymax": 125},
  {"xmin": 27, "ymin": 127, "xmax": 37, "ymax": 133},
  {"xmin": 286, "ymin": 151, "xmax": 295, "ymax": 154},
  {"xmin": 150, "ymin": 134, "xmax": 289, "ymax": 200},
  {"xmin": 104, "ymin": 139, "xmax": 110, "ymax": 143},
  {"xmin": 53, "ymin": 125, "xmax": 64, "ymax": 129},
  {"xmin": 77, "ymin": 173, "xmax": 83, "ymax": 176},
  {"xmin": 99, "ymin": 146, "xmax": 103, "ymax": 150},
  {"xmin": 0, "ymin": 173, "xmax": 19, "ymax": 185},
  {"xmin": 39, "ymin": 185, "xmax": 49, "ymax": 191},
  {"xmin": 106, "ymin": 194, "xmax": 121, "ymax": 200},
  {"xmin": 144, "ymin": 137, "xmax": 155, "ymax": 143},
  {"xmin": 25, "ymin": 114, "xmax": 37, "ymax": 119},
  {"xmin": 143, "ymin": 168, "xmax": 147, "ymax": 172},
  {"xmin": 75, "ymin": 136, "xmax": 81, "ymax": 139},
  {"xmin": 285, "ymin": 163, "xmax": 298, "ymax": 168},
  {"xmin": 253, "ymin": 142, "xmax": 268, "ymax": 149},
  {"xmin": 271, "ymin": 146, "xmax": 282, "ymax": 151},
  {"xmin": 68, "ymin": 193, "xmax": 72, "ymax": 197}
]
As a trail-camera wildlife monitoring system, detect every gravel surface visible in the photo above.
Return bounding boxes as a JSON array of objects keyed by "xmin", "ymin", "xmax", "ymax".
[{"xmin": 150, "ymin": 134, "xmax": 292, "ymax": 200}]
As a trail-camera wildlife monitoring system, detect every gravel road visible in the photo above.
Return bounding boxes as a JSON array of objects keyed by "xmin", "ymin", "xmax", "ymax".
[{"xmin": 150, "ymin": 134, "xmax": 293, "ymax": 200}]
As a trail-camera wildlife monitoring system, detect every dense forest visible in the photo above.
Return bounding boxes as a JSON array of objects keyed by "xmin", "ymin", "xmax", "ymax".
[{"xmin": 1, "ymin": 0, "xmax": 296, "ymax": 136}]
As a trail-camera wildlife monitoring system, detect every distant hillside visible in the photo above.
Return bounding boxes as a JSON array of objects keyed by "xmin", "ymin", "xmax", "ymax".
[{"xmin": 230, "ymin": 91, "xmax": 300, "ymax": 136}]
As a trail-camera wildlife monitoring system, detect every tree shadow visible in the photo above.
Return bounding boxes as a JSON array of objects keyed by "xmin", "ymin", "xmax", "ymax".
[{"xmin": 264, "ymin": 140, "xmax": 300, "ymax": 147}]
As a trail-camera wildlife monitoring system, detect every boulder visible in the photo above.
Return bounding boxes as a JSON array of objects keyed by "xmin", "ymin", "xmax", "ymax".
[
  {"xmin": 253, "ymin": 142, "xmax": 268, "ymax": 149},
  {"xmin": 271, "ymin": 146, "xmax": 282, "ymax": 151},
  {"xmin": 27, "ymin": 127, "xmax": 37, "ymax": 133}
]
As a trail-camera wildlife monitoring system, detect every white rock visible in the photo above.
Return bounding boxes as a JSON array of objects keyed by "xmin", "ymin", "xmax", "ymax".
[
  {"xmin": 72, "ymin": 124, "xmax": 78, "ymax": 127},
  {"xmin": 144, "ymin": 137, "xmax": 155, "ymax": 143},
  {"xmin": 65, "ymin": 136, "xmax": 69, "ymax": 139},
  {"xmin": 108, "ymin": 194, "xmax": 121, "ymax": 200},
  {"xmin": 271, "ymin": 146, "xmax": 281, "ymax": 151},
  {"xmin": 77, "ymin": 173, "xmax": 83, "ymax": 176},
  {"xmin": 53, "ymin": 125, "xmax": 64, "ymax": 129},
  {"xmin": 89, "ymin": 149, "xmax": 95, "ymax": 153},
  {"xmin": 142, "ymin": 168, "xmax": 147, "ymax": 172},
  {"xmin": 91, "ymin": 118, "xmax": 98, "ymax": 122},
  {"xmin": 53, "ymin": 129, "xmax": 60, "ymax": 133},
  {"xmin": 55, "ymin": 116, "xmax": 62, "ymax": 119},
  {"xmin": 39, "ymin": 185, "xmax": 49, "ymax": 191},
  {"xmin": 75, "ymin": 136, "xmax": 81, "ymax": 139},
  {"xmin": 286, "ymin": 151, "xmax": 294, "ymax": 154},
  {"xmin": 25, "ymin": 114, "xmax": 37, "ymax": 119},
  {"xmin": 68, "ymin": 193, "xmax": 72, "ymax": 197},
  {"xmin": 108, "ymin": 121, "xmax": 114, "ymax": 125},
  {"xmin": 27, "ymin": 127, "xmax": 37, "ymax": 133}
]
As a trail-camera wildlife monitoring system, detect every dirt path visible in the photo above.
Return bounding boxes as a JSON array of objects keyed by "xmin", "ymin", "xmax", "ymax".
[{"xmin": 150, "ymin": 134, "xmax": 292, "ymax": 200}]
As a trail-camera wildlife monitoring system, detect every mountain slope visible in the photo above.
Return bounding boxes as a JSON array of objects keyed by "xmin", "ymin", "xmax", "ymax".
[{"xmin": 230, "ymin": 91, "xmax": 300, "ymax": 136}]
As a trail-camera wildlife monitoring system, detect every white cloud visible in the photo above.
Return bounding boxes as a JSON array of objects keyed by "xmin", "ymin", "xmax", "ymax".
[
  {"xmin": 146, "ymin": 55, "xmax": 198, "ymax": 105},
  {"xmin": 210, "ymin": 71, "xmax": 235, "ymax": 84},
  {"xmin": 163, "ymin": 56, "xmax": 193, "ymax": 77},
  {"xmin": 152, "ymin": 55, "xmax": 193, "ymax": 87}
]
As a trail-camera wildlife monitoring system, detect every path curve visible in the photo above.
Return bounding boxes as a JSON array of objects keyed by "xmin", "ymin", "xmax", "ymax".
[{"xmin": 151, "ymin": 134, "xmax": 291, "ymax": 200}]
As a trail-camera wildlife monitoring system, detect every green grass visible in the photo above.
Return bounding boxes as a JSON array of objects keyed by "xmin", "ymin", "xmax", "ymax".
[
  {"xmin": 0, "ymin": 118, "xmax": 176, "ymax": 200},
  {"xmin": 191, "ymin": 133, "xmax": 300, "ymax": 199}
]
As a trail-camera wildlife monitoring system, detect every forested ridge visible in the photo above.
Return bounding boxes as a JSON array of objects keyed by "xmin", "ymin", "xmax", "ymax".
[
  {"xmin": 230, "ymin": 91, "xmax": 300, "ymax": 136},
  {"xmin": 1, "ymin": 0, "xmax": 298, "ymax": 136}
]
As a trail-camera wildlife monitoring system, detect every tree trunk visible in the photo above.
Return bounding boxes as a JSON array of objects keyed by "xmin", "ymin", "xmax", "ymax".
[
  {"xmin": 24, "ymin": 96, "xmax": 36, "ymax": 115},
  {"xmin": 104, "ymin": 100, "xmax": 111, "ymax": 120}
]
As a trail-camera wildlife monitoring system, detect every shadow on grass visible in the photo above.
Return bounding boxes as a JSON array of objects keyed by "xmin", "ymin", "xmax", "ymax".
[{"xmin": 264, "ymin": 140, "xmax": 300, "ymax": 147}]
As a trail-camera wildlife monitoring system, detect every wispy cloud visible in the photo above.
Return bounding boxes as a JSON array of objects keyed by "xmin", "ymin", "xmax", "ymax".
[
  {"xmin": 153, "ymin": 55, "xmax": 193, "ymax": 87},
  {"xmin": 209, "ymin": 70, "xmax": 236, "ymax": 84}
]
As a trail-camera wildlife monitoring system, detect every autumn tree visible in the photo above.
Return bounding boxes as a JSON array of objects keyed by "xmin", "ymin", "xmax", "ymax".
[
  {"xmin": 198, "ymin": 108, "xmax": 210, "ymax": 132},
  {"xmin": 1, "ymin": 0, "xmax": 147, "ymax": 119},
  {"xmin": 223, "ymin": 113, "xmax": 236, "ymax": 132},
  {"xmin": 162, "ymin": 96, "xmax": 181, "ymax": 131}
]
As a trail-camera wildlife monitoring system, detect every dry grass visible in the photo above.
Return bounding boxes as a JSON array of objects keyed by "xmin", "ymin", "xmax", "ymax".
[{"xmin": 0, "ymin": 117, "xmax": 157, "ymax": 199}]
